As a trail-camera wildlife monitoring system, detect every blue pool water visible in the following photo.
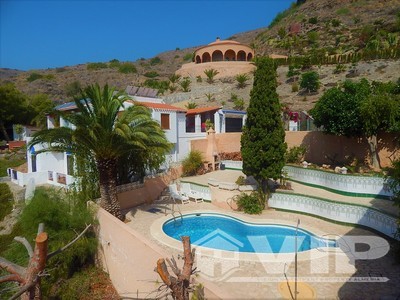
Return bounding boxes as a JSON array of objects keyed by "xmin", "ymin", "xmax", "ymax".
[{"xmin": 163, "ymin": 213, "xmax": 336, "ymax": 253}]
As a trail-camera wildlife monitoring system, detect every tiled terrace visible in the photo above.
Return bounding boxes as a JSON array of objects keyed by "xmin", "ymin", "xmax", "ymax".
[{"xmin": 125, "ymin": 170, "xmax": 400, "ymax": 299}]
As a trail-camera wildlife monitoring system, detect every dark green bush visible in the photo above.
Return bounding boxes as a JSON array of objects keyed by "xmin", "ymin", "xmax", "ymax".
[
  {"xmin": 308, "ymin": 17, "xmax": 318, "ymax": 24},
  {"xmin": 27, "ymin": 72, "xmax": 44, "ymax": 82},
  {"xmin": 87, "ymin": 62, "xmax": 108, "ymax": 70},
  {"xmin": 300, "ymin": 71, "xmax": 320, "ymax": 93},
  {"xmin": 150, "ymin": 56, "xmax": 162, "ymax": 66},
  {"xmin": 143, "ymin": 79, "xmax": 169, "ymax": 94},
  {"xmin": 144, "ymin": 71, "xmax": 159, "ymax": 78},
  {"xmin": 0, "ymin": 183, "xmax": 13, "ymax": 221},
  {"xmin": 237, "ymin": 192, "xmax": 263, "ymax": 214},
  {"xmin": 182, "ymin": 151, "xmax": 203, "ymax": 176},
  {"xmin": 109, "ymin": 59, "xmax": 121, "ymax": 68},
  {"xmin": 118, "ymin": 62, "xmax": 137, "ymax": 74}
]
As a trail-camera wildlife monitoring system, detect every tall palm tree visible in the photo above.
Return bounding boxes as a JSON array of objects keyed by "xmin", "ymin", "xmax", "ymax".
[{"xmin": 29, "ymin": 84, "xmax": 171, "ymax": 220}]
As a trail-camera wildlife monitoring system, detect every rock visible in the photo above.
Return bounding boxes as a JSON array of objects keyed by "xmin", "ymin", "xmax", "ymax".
[{"xmin": 335, "ymin": 166, "xmax": 341, "ymax": 173}]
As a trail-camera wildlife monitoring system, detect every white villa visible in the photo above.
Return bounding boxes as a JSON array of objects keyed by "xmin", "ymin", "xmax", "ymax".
[{"xmin": 8, "ymin": 86, "xmax": 247, "ymax": 188}]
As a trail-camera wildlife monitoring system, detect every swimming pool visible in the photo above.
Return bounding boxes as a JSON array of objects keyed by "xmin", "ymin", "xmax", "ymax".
[{"xmin": 163, "ymin": 213, "xmax": 336, "ymax": 253}]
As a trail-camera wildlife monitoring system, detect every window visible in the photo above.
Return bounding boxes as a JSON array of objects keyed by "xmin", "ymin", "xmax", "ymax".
[
  {"xmin": 31, "ymin": 155, "xmax": 37, "ymax": 172},
  {"xmin": 161, "ymin": 113, "xmax": 170, "ymax": 130}
]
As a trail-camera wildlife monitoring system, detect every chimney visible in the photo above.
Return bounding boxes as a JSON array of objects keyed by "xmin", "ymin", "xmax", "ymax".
[{"xmin": 216, "ymin": 37, "xmax": 220, "ymax": 42}]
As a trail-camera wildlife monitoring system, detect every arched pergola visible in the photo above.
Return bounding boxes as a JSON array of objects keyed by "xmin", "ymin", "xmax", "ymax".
[
  {"xmin": 194, "ymin": 38, "xmax": 255, "ymax": 64},
  {"xmin": 212, "ymin": 50, "xmax": 223, "ymax": 62},
  {"xmin": 202, "ymin": 52, "xmax": 211, "ymax": 63},
  {"xmin": 237, "ymin": 50, "xmax": 246, "ymax": 61},
  {"xmin": 225, "ymin": 49, "xmax": 236, "ymax": 61}
]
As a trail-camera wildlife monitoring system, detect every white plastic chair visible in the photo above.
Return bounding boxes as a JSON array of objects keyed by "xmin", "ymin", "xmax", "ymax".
[{"xmin": 168, "ymin": 184, "xmax": 190, "ymax": 204}]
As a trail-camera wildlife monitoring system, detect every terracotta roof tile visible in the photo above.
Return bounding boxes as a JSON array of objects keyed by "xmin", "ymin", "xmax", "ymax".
[
  {"xmin": 128, "ymin": 100, "xmax": 186, "ymax": 112},
  {"xmin": 186, "ymin": 106, "xmax": 221, "ymax": 115}
]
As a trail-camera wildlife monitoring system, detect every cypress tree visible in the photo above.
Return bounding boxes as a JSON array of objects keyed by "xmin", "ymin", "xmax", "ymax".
[{"xmin": 240, "ymin": 57, "xmax": 287, "ymax": 208}]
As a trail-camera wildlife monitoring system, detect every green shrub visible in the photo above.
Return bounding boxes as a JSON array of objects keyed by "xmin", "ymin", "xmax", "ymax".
[
  {"xmin": 0, "ymin": 157, "xmax": 26, "ymax": 176},
  {"xmin": 331, "ymin": 18, "xmax": 341, "ymax": 27},
  {"xmin": 144, "ymin": 71, "xmax": 159, "ymax": 78},
  {"xmin": 336, "ymin": 8, "xmax": 350, "ymax": 15},
  {"xmin": 237, "ymin": 192, "xmax": 263, "ymax": 214},
  {"xmin": 204, "ymin": 68, "xmax": 219, "ymax": 84},
  {"xmin": 235, "ymin": 176, "xmax": 246, "ymax": 185},
  {"xmin": 333, "ymin": 64, "xmax": 346, "ymax": 74},
  {"xmin": 307, "ymin": 31, "xmax": 319, "ymax": 45},
  {"xmin": 308, "ymin": 16, "xmax": 318, "ymax": 24},
  {"xmin": 235, "ymin": 73, "xmax": 249, "ymax": 88},
  {"xmin": 285, "ymin": 145, "xmax": 307, "ymax": 163},
  {"xmin": 182, "ymin": 151, "xmax": 203, "ymax": 176},
  {"xmin": 196, "ymin": 75, "xmax": 202, "ymax": 83},
  {"xmin": 180, "ymin": 77, "xmax": 191, "ymax": 92},
  {"xmin": 0, "ymin": 183, "xmax": 13, "ymax": 221},
  {"xmin": 233, "ymin": 97, "xmax": 245, "ymax": 110},
  {"xmin": 143, "ymin": 79, "xmax": 169, "ymax": 94},
  {"xmin": 118, "ymin": 62, "xmax": 137, "ymax": 74},
  {"xmin": 54, "ymin": 266, "xmax": 114, "ymax": 299},
  {"xmin": 300, "ymin": 71, "xmax": 320, "ymax": 93},
  {"xmin": 108, "ymin": 59, "xmax": 121, "ymax": 68},
  {"xmin": 27, "ymin": 72, "xmax": 44, "ymax": 82},
  {"xmin": 0, "ymin": 187, "xmax": 97, "ymax": 297},
  {"xmin": 150, "ymin": 56, "xmax": 162, "ymax": 66},
  {"xmin": 87, "ymin": 62, "xmax": 108, "ymax": 70},
  {"xmin": 183, "ymin": 53, "xmax": 193, "ymax": 61},
  {"xmin": 169, "ymin": 74, "xmax": 181, "ymax": 84}
]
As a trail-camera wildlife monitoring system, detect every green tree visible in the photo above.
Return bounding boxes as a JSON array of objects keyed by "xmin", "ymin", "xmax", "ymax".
[
  {"xmin": 360, "ymin": 93, "xmax": 400, "ymax": 169},
  {"xmin": 14, "ymin": 124, "xmax": 24, "ymax": 140},
  {"xmin": 240, "ymin": 57, "xmax": 287, "ymax": 209},
  {"xmin": 204, "ymin": 69, "xmax": 219, "ymax": 84},
  {"xmin": 310, "ymin": 79, "xmax": 400, "ymax": 169},
  {"xmin": 0, "ymin": 83, "xmax": 28, "ymax": 141},
  {"xmin": 28, "ymin": 94, "xmax": 56, "ymax": 128},
  {"xmin": 310, "ymin": 80, "xmax": 367, "ymax": 137},
  {"xmin": 300, "ymin": 71, "xmax": 320, "ymax": 93},
  {"xmin": 29, "ymin": 84, "xmax": 171, "ymax": 220}
]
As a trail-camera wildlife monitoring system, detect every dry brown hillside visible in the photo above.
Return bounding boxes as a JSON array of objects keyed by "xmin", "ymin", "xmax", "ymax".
[{"xmin": 1, "ymin": 0, "xmax": 399, "ymax": 111}]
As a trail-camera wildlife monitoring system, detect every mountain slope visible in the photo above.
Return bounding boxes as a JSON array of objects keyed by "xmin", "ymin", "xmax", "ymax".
[{"xmin": 1, "ymin": 0, "xmax": 399, "ymax": 108}]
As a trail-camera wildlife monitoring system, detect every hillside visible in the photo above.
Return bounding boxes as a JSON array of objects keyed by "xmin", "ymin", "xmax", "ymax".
[{"xmin": 1, "ymin": 0, "xmax": 399, "ymax": 111}]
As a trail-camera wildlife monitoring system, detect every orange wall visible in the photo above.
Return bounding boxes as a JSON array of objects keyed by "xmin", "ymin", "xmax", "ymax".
[
  {"xmin": 191, "ymin": 132, "xmax": 399, "ymax": 168},
  {"xmin": 117, "ymin": 167, "xmax": 182, "ymax": 209}
]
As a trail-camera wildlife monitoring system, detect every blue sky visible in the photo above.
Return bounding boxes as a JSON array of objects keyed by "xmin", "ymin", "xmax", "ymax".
[{"xmin": 1, "ymin": 0, "xmax": 293, "ymax": 71}]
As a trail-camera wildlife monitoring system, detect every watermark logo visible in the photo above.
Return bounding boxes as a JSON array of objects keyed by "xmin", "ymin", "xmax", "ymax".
[{"xmin": 193, "ymin": 230, "xmax": 390, "ymax": 283}]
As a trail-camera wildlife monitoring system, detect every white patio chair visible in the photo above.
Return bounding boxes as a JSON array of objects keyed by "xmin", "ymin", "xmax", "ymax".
[
  {"xmin": 186, "ymin": 190, "xmax": 203, "ymax": 203},
  {"xmin": 168, "ymin": 184, "xmax": 190, "ymax": 205}
]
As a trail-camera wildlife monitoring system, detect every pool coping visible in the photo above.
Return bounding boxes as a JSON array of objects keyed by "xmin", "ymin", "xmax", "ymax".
[{"xmin": 150, "ymin": 209, "xmax": 345, "ymax": 263}]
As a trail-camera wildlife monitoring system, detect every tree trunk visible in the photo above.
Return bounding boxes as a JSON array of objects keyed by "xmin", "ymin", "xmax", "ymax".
[
  {"xmin": 156, "ymin": 236, "xmax": 194, "ymax": 300},
  {"xmin": 0, "ymin": 120, "xmax": 10, "ymax": 142},
  {"xmin": 96, "ymin": 158, "xmax": 125, "ymax": 221},
  {"xmin": 22, "ymin": 232, "xmax": 48, "ymax": 300},
  {"xmin": 258, "ymin": 178, "xmax": 268, "ymax": 209},
  {"xmin": 367, "ymin": 135, "xmax": 380, "ymax": 170}
]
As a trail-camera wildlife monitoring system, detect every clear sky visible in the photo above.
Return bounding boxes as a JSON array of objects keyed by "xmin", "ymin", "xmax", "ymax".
[{"xmin": 0, "ymin": 0, "xmax": 293, "ymax": 71}]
